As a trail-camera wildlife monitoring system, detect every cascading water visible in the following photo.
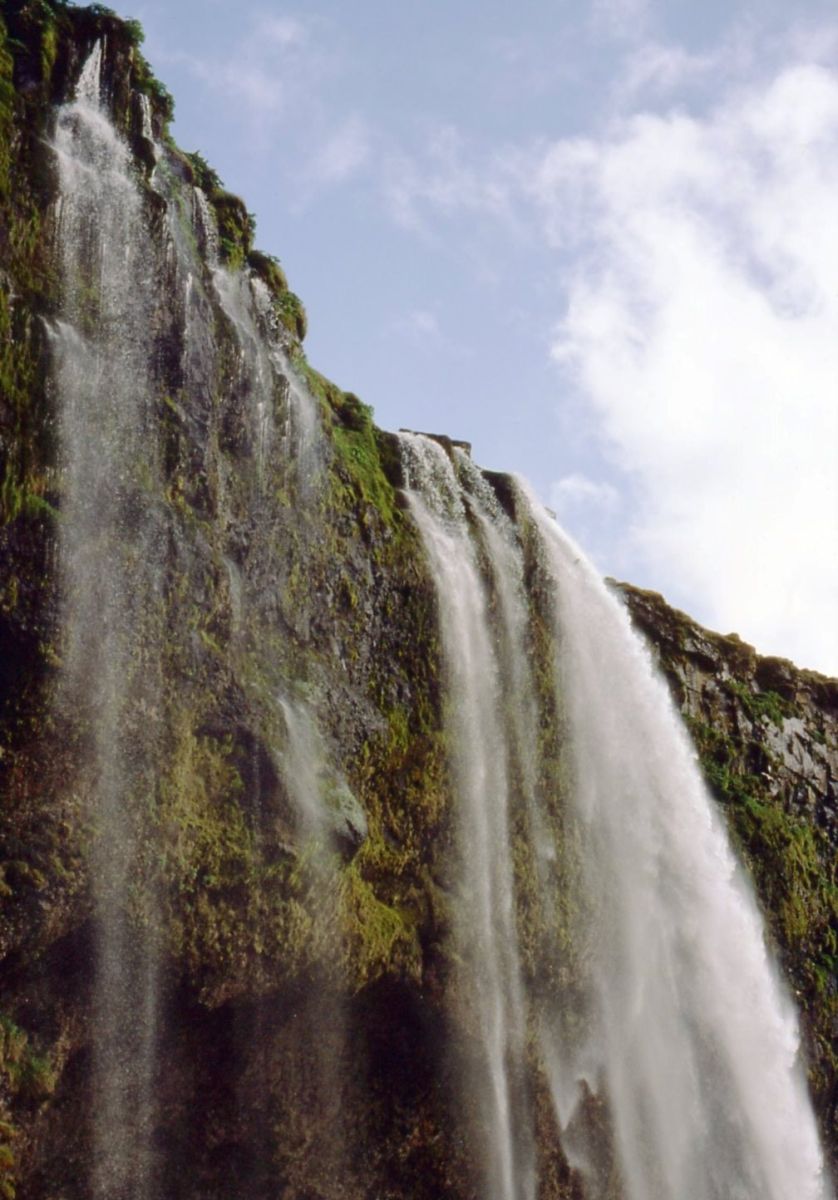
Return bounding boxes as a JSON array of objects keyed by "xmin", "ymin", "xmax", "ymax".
[
  {"xmin": 398, "ymin": 436, "xmax": 829, "ymax": 1200},
  {"xmin": 190, "ymin": 190, "xmax": 318, "ymax": 486},
  {"xmin": 399, "ymin": 432, "xmax": 534, "ymax": 1200},
  {"xmin": 277, "ymin": 691, "xmax": 351, "ymax": 1168},
  {"xmin": 278, "ymin": 695, "xmax": 330, "ymax": 838},
  {"xmin": 49, "ymin": 38, "xmax": 323, "ymax": 1198},
  {"xmin": 452, "ymin": 451, "xmax": 546, "ymax": 863},
  {"xmin": 52, "ymin": 40, "xmax": 165, "ymax": 1199},
  {"xmin": 525, "ymin": 494, "xmax": 830, "ymax": 1200}
]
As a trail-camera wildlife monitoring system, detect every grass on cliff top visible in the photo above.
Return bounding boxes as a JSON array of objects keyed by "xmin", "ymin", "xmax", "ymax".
[{"xmin": 294, "ymin": 355, "xmax": 403, "ymax": 532}]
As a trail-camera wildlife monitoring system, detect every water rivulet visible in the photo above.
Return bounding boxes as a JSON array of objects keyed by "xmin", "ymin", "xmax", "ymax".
[
  {"xmin": 52, "ymin": 40, "xmax": 166, "ymax": 1199},
  {"xmin": 399, "ymin": 434, "xmax": 534, "ymax": 1200},
  {"xmin": 47, "ymin": 32, "xmax": 336, "ymax": 1200},
  {"xmin": 0, "ymin": 9, "xmax": 834, "ymax": 1200}
]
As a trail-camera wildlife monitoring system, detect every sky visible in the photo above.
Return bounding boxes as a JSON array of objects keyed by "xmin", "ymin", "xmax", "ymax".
[{"xmin": 124, "ymin": 0, "xmax": 837, "ymax": 674}]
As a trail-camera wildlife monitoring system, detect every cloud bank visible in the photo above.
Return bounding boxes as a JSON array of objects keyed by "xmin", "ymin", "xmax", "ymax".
[
  {"xmin": 541, "ymin": 62, "xmax": 838, "ymax": 672},
  {"xmin": 378, "ymin": 50, "xmax": 838, "ymax": 672}
]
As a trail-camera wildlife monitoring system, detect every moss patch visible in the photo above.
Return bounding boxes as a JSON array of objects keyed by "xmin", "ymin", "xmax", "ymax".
[{"xmin": 688, "ymin": 714, "xmax": 838, "ymax": 1113}]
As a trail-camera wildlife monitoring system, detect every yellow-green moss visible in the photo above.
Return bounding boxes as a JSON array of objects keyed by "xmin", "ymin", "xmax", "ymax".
[
  {"xmin": 0, "ymin": 1012, "xmax": 58, "ymax": 1196},
  {"xmin": 340, "ymin": 856, "xmax": 421, "ymax": 989},
  {"xmin": 688, "ymin": 714, "xmax": 838, "ymax": 1106},
  {"xmin": 207, "ymin": 189, "xmax": 254, "ymax": 271}
]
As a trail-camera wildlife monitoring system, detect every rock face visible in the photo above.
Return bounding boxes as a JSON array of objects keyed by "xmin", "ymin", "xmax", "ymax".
[
  {"xmin": 616, "ymin": 583, "xmax": 837, "ymax": 1157},
  {"xmin": 0, "ymin": 4, "xmax": 834, "ymax": 1198}
]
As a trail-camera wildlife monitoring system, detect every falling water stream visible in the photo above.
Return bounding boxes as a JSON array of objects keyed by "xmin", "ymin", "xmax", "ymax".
[
  {"xmin": 52, "ymin": 41, "xmax": 165, "ymax": 1199},
  {"xmin": 400, "ymin": 433, "xmax": 534, "ymax": 1200},
  {"xmin": 527, "ymin": 497, "xmax": 829, "ymax": 1200},
  {"xmin": 50, "ymin": 39, "xmax": 322, "ymax": 1198},
  {"xmin": 398, "ymin": 436, "xmax": 829, "ymax": 1200}
]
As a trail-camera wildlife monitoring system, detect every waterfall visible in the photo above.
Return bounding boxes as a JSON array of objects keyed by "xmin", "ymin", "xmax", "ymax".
[
  {"xmin": 452, "ymin": 451, "xmax": 546, "ymax": 865},
  {"xmin": 398, "ymin": 435, "xmax": 828, "ymax": 1199},
  {"xmin": 34, "ymin": 26, "xmax": 829, "ymax": 1200},
  {"xmin": 52, "ymin": 40, "xmax": 165, "ymax": 1199},
  {"xmin": 526, "ymin": 489, "xmax": 829, "ymax": 1200},
  {"xmin": 49, "ymin": 40, "xmax": 328, "ymax": 1197},
  {"xmin": 190, "ymin": 193, "xmax": 319, "ymax": 486},
  {"xmin": 399, "ymin": 432, "xmax": 534, "ymax": 1200}
]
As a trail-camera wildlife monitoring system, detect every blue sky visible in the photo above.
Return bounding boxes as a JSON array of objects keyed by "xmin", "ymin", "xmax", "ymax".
[{"xmin": 124, "ymin": 0, "xmax": 838, "ymax": 673}]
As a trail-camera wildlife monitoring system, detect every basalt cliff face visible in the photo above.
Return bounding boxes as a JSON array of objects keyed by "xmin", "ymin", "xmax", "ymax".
[
  {"xmin": 617, "ymin": 584, "xmax": 837, "ymax": 1137},
  {"xmin": 0, "ymin": 5, "xmax": 835, "ymax": 1200}
]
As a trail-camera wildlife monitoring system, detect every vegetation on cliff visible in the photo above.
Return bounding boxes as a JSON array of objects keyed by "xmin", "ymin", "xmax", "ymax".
[{"xmin": 619, "ymin": 582, "xmax": 837, "ymax": 1156}]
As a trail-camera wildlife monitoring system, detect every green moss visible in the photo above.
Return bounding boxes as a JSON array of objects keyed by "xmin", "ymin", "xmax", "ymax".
[
  {"xmin": 0, "ymin": 1129, "xmax": 15, "ymax": 1200},
  {"xmin": 207, "ymin": 189, "xmax": 255, "ymax": 270},
  {"xmin": 123, "ymin": 17, "xmax": 145, "ymax": 47},
  {"xmin": 38, "ymin": 17, "xmax": 57, "ymax": 81},
  {"xmin": 156, "ymin": 711, "xmax": 348, "ymax": 997},
  {"xmin": 340, "ymin": 855, "xmax": 421, "ymax": 989},
  {"xmin": 0, "ymin": 1013, "xmax": 57, "ymax": 1101},
  {"xmin": 1, "ymin": 488, "xmax": 57, "ymax": 525},
  {"xmin": 185, "ymin": 150, "xmax": 222, "ymax": 194},
  {"xmin": 329, "ymin": 406, "xmax": 401, "ymax": 530},
  {"xmin": 2, "ymin": 2, "xmax": 56, "ymax": 97},
  {"xmin": 0, "ymin": 24, "xmax": 14, "ymax": 194},
  {"xmin": 131, "ymin": 55, "xmax": 174, "ymax": 123},
  {"xmin": 0, "ymin": 293, "xmax": 53, "ymax": 528},
  {"xmin": 247, "ymin": 249, "xmax": 289, "ymax": 297},
  {"xmin": 725, "ymin": 678, "xmax": 793, "ymax": 728},
  {"xmin": 158, "ymin": 724, "xmax": 250, "ymax": 893},
  {"xmin": 285, "ymin": 356, "xmax": 411, "ymax": 543},
  {"xmin": 274, "ymin": 288, "xmax": 307, "ymax": 341},
  {"xmin": 687, "ymin": 713, "xmax": 838, "ymax": 1109}
]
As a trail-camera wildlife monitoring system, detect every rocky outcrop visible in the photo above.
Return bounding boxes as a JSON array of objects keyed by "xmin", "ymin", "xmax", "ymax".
[{"xmin": 616, "ymin": 582, "xmax": 837, "ymax": 1160}]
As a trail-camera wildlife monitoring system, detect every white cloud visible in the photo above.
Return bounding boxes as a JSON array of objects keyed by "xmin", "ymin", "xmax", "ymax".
[
  {"xmin": 364, "ymin": 29, "xmax": 838, "ymax": 670},
  {"xmin": 617, "ymin": 41, "xmax": 740, "ymax": 103},
  {"xmin": 383, "ymin": 126, "xmax": 517, "ymax": 235},
  {"xmin": 256, "ymin": 15, "xmax": 307, "ymax": 49},
  {"xmin": 542, "ymin": 63, "xmax": 838, "ymax": 672},
  {"xmin": 551, "ymin": 473, "xmax": 620, "ymax": 512},
  {"xmin": 591, "ymin": 0, "xmax": 652, "ymax": 42},
  {"xmin": 305, "ymin": 115, "xmax": 371, "ymax": 185}
]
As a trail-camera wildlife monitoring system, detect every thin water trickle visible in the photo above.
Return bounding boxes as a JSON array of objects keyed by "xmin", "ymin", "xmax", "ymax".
[
  {"xmin": 192, "ymin": 186, "xmax": 219, "ymax": 267},
  {"xmin": 189, "ymin": 188, "xmax": 319, "ymax": 485},
  {"xmin": 399, "ymin": 432, "xmax": 533, "ymax": 1200},
  {"xmin": 138, "ymin": 93, "xmax": 154, "ymax": 144},
  {"xmin": 278, "ymin": 694, "xmax": 331, "ymax": 840},
  {"xmin": 53, "ymin": 40, "xmax": 164, "ymax": 1200}
]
